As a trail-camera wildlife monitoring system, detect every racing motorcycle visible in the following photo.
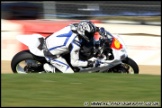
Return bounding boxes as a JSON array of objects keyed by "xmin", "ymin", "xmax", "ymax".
[{"xmin": 11, "ymin": 29, "xmax": 139, "ymax": 74}]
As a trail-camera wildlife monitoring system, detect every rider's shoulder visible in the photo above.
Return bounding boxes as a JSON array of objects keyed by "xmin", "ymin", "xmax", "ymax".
[{"xmin": 69, "ymin": 23, "xmax": 78, "ymax": 33}]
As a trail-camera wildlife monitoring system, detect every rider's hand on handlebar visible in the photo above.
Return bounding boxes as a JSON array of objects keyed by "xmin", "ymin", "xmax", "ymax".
[
  {"xmin": 87, "ymin": 60, "xmax": 95, "ymax": 67},
  {"xmin": 87, "ymin": 60, "xmax": 100, "ymax": 68}
]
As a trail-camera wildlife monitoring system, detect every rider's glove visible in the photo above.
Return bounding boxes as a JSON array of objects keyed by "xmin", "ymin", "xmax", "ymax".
[
  {"xmin": 87, "ymin": 60, "xmax": 100, "ymax": 67},
  {"xmin": 87, "ymin": 60, "xmax": 95, "ymax": 67}
]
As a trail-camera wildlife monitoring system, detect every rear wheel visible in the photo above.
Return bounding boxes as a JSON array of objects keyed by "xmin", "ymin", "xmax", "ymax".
[{"xmin": 11, "ymin": 50, "xmax": 46, "ymax": 73}]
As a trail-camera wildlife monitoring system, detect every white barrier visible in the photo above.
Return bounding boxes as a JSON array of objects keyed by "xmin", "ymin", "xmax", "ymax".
[
  {"xmin": 1, "ymin": 19, "xmax": 23, "ymax": 60},
  {"xmin": 96, "ymin": 23, "xmax": 161, "ymax": 66},
  {"xmin": 1, "ymin": 19, "xmax": 161, "ymax": 66},
  {"xmin": 121, "ymin": 35, "xmax": 160, "ymax": 66},
  {"xmin": 96, "ymin": 23, "xmax": 161, "ymax": 36}
]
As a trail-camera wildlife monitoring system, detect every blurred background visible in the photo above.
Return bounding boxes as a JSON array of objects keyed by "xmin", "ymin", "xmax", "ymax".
[
  {"xmin": 1, "ymin": 1, "xmax": 161, "ymax": 107},
  {"xmin": 1, "ymin": 1, "xmax": 161, "ymax": 25},
  {"xmin": 1, "ymin": 1, "xmax": 161, "ymax": 74}
]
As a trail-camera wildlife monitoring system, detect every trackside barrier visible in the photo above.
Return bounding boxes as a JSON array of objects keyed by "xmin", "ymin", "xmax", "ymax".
[
  {"xmin": 1, "ymin": 19, "xmax": 160, "ymax": 66},
  {"xmin": 1, "ymin": 19, "xmax": 23, "ymax": 60},
  {"xmin": 95, "ymin": 23, "xmax": 160, "ymax": 66},
  {"xmin": 9, "ymin": 20, "xmax": 101, "ymax": 51},
  {"xmin": 95, "ymin": 23, "xmax": 160, "ymax": 36},
  {"xmin": 121, "ymin": 35, "xmax": 160, "ymax": 66},
  {"xmin": 1, "ymin": 19, "xmax": 101, "ymax": 61}
]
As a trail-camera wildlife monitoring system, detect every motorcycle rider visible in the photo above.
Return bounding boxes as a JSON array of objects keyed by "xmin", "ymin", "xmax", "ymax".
[{"xmin": 43, "ymin": 20, "xmax": 106, "ymax": 73}]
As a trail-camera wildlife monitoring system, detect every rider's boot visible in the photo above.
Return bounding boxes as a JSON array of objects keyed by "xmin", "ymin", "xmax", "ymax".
[{"xmin": 43, "ymin": 63, "xmax": 55, "ymax": 73}]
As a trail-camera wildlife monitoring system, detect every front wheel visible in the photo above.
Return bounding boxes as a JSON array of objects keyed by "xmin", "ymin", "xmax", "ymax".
[
  {"xmin": 108, "ymin": 57, "xmax": 139, "ymax": 74},
  {"xmin": 11, "ymin": 50, "xmax": 46, "ymax": 74},
  {"xmin": 122, "ymin": 57, "xmax": 139, "ymax": 74}
]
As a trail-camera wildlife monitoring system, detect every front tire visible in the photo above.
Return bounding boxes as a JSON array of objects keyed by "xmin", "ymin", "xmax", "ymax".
[{"xmin": 122, "ymin": 57, "xmax": 139, "ymax": 74}]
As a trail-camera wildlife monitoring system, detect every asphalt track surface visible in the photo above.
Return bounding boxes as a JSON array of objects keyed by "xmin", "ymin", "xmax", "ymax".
[{"xmin": 1, "ymin": 61, "xmax": 160, "ymax": 75}]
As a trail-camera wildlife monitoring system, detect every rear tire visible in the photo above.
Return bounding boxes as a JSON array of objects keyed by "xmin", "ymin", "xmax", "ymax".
[{"xmin": 11, "ymin": 50, "xmax": 46, "ymax": 73}]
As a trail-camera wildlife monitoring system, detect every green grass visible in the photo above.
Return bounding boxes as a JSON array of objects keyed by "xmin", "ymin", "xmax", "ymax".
[{"xmin": 1, "ymin": 73, "xmax": 161, "ymax": 107}]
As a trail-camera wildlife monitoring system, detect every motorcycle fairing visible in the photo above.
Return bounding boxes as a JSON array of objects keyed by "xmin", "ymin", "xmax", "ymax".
[{"xmin": 16, "ymin": 34, "xmax": 45, "ymax": 57}]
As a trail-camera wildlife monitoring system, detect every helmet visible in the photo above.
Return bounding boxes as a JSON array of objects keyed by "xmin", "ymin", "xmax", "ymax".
[{"xmin": 77, "ymin": 20, "xmax": 96, "ymax": 42}]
